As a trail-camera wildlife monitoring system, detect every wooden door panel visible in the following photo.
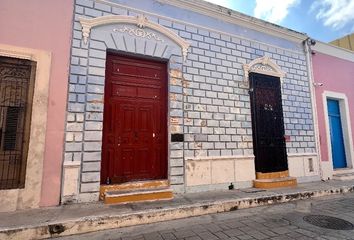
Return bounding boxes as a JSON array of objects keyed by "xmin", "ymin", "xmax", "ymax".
[
  {"xmin": 121, "ymin": 105, "xmax": 134, "ymax": 130},
  {"xmin": 102, "ymin": 53, "xmax": 167, "ymax": 184},
  {"xmin": 112, "ymin": 85, "xmax": 137, "ymax": 98},
  {"xmin": 153, "ymin": 105, "xmax": 164, "ymax": 142},
  {"xmin": 112, "ymin": 84, "xmax": 161, "ymax": 100},
  {"xmin": 137, "ymin": 105, "xmax": 152, "ymax": 131},
  {"xmin": 250, "ymin": 73, "xmax": 288, "ymax": 173},
  {"xmin": 112, "ymin": 60, "xmax": 163, "ymax": 80},
  {"xmin": 137, "ymin": 148, "xmax": 150, "ymax": 174},
  {"xmin": 106, "ymin": 148, "xmax": 114, "ymax": 181},
  {"xmin": 137, "ymin": 87, "xmax": 160, "ymax": 99},
  {"xmin": 120, "ymin": 149, "xmax": 134, "ymax": 174},
  {"xmin": 152, "ymin": 146, "xmax": 163, "ymax": 177}
]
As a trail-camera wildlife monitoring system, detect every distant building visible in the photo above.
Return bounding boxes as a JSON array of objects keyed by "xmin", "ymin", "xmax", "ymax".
[{"xmin": 330, "ymin": 33, "xmax": 354, "ymax": 51}]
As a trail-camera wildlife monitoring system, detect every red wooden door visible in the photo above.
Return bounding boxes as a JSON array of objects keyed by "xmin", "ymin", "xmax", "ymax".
[{"xmin": 101, "ymin": 53, "xmax": 167, "ymax": 184}]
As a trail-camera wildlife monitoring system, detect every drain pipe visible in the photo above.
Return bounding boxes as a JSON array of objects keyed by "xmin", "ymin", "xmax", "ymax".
[{"xmin": 303, "ymin": 37, "xmax": 324, "ymax": 180}]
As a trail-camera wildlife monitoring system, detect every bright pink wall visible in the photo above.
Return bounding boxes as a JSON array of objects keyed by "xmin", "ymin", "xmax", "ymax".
[
  {"xmin": 0, "ymin": 1, "xmax": 74, "ymax": 206},
  {"xmin": 312, "ymin": 52, "xmax": 354, "ymax": 162}
]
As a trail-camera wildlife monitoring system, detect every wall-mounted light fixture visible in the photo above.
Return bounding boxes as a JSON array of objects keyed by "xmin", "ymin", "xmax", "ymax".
[
  {"xmin": 302, "ymin": 37, "xmax": 317, "ymax": 54},
  {"xmin": 313, "ymin": 82, "xmax": 324, "ymax": 87},
  {"xmin": 307, "ymin": 38, "xmax": 317, "ymax": 46}
]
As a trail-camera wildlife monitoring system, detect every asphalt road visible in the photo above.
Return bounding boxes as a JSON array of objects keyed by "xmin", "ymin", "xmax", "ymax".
[{"xmin": 54, "ymin": 192, "xmax": 354, "ymax": 240}]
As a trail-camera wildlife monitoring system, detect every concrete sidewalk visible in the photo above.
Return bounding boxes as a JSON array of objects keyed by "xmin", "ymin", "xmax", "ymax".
[{"xmin": 1, "ymin": 179, "xmax": 354, "ymax": 240}]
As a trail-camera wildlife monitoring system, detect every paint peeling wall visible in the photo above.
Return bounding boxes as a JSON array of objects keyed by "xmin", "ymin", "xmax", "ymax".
[{"xmin": 63, "ymin": 0, "xmax": 317, "ymax": 203}]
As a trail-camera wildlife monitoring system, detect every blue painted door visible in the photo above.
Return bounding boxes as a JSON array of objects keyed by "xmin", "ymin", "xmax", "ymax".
[{"xmin": 327, "ymin": 99, "xmax": 347, "ymax": 169}]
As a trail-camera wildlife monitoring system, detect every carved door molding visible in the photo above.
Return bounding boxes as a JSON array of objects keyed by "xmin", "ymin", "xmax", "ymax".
[
  {"xmin": 243, "ymin": 56, "xmax": 286, "ymax": 85},
  {"xmin": 79, "ymin": 15, "xmax": 190, "ymax": 61}
]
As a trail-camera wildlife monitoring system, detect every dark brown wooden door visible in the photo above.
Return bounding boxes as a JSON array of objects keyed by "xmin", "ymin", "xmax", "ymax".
[
  {"xmin": 101, "ymin": 53, "xmax": 167, "ymax": 184},
  {"xmin": 249, "ymin": 72, "xmax": 288, "ymax": 173}
]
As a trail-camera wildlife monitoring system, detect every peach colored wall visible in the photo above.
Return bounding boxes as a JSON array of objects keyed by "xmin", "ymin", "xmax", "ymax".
[
  {"xmin": 312, "ymin": 52, "xmax": 354, "ymax": 162},
  {"xmin": 0, "ymin": 1, "xmax": 74, "ymax": 206}
]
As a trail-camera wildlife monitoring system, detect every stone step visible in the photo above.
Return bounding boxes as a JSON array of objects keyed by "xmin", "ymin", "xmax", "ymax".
[
  {"xmin": 100, "ymin": 180, "xmax": 169, "ymax": 200},
  {"xmin": 333, "ymin": 173, "xmax": 354, "ymax": 181},
  {"xmin": 256, "ymin": 170, "xmax": 289, "ymax": 179},
  {"xmin": 104, "ymin": 187, "xmax": 173, "ymax": 204},
  {"xmin": 253, "ymin": 176, "xmax": 297, "ymax": 189},
  {"xmin": 332, "ymin": 168, "xmax": 354, "ymax": 174}
]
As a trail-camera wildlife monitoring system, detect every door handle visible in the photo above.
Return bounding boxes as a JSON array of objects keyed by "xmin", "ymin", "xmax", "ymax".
[
  {"xmin": 134, "ymin": 132, "xmax": 138, "ymax": 138},
  {"xmin": 117, "ymin": 137, "xmax": 121, "ymax": 147}
]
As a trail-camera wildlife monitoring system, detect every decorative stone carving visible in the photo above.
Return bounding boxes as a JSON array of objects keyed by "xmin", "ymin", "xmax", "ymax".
[
  {"xmin": 79, "ymin": 15, "xmax": 190, "ymax": 61},
  {"xmin": 243, "ymin": 56, "xmax": 286, "ymax": 84},
  {"xmin": 250, "ymin": 64, "xmax": 273, "ymax": 72},
  {"xmin": 113, "ymin": 26, "xmax": 164, "ymax": 42},
  {"xmin": 136, "ymin": 14, "xmax": 148, "ymax": 28}
]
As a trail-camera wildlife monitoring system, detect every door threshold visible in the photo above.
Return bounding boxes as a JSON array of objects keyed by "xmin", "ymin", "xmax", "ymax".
[
  {"xmin": 99, "ymin": 179, "xmax": 169, "ymax": 200},
  {"xmin": 333, "ymin": 168, "xmax": 354, "ymax": 175}
]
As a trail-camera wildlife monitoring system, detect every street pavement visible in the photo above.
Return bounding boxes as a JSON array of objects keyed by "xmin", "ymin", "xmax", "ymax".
[{"xmin": 54, "ymin": 192, "xmax": 354, "ymax": 240}]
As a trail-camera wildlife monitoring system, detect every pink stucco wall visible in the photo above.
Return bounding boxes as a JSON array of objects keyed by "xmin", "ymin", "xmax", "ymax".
[
  {"xmin": 0, "ymin": 1, "xmax": 73, "ymax": 206},
  {"xmin": 312, "ymin": 52, "xmax": 354, "ymax": 162}
]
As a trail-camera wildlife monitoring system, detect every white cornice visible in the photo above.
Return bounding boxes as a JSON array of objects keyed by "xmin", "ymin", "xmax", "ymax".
[
  {"xmin": 313, "ymin": 41, "xmax": 354, "ymax": 63},
  {"xmin": 79, "ymin": 15, "xmax": 190, "ymax": 61},
  {"xmin": 157, "ymin": 0, "xmax": 307, "ymax": 43},
  {"xmin": 96, "ymin": 0, "xmax": 304, "ymax": 54}
]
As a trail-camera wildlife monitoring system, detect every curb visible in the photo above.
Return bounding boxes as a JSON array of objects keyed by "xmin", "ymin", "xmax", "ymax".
[{"xmin": 1, "ymin": 185, "xmax": 353, "ymax": 240}]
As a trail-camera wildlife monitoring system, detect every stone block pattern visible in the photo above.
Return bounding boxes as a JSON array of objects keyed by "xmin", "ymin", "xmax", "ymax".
[
  {"xmin": 181, "ymin": 31, "xmax": 315, "ymax": 158},
  {"xmin": 65, "ymin": 0, "xmax": 316, "ymax": 201}
]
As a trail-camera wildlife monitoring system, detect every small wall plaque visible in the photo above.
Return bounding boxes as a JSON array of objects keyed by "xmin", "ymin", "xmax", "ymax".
[
  {"xmin": 171, "ymin": 133, "xmax": 184, "ymax": 142},
  {"xmin": 170, "ymin": 118, "xmax": 179, "ymax": 125}
]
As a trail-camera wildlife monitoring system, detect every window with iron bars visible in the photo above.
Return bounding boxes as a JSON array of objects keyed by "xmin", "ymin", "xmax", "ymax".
[{"xmin": 0, "ymin": 56, "xmax": 35, "ymax": 189}]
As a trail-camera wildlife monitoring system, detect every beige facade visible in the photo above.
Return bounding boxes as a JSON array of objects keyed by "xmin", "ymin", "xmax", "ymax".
[
  {"xmin": 0, "ymin": 44, "xmax": 51, "ymax": 212},
  {"xmin": 330, "ymin": 33, "xmax": 354, "ymax": 51}
]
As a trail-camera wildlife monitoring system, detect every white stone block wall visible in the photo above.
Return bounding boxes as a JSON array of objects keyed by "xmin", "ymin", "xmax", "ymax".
[{"xmin": 62, "ymin": 0, "xmax": 316, "ymax": 202}]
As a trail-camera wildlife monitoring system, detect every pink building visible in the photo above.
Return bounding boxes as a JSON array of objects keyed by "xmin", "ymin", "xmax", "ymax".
[
  {"xmin": 0, "ymin": 0, "xmax": 73, "ymax": 211},
  {"xmin": 312, "ymin": 42, "xmax": 354, "ymax": 180}
]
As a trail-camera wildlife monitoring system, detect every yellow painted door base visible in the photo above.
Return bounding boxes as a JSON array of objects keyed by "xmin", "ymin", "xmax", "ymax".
[
  {"xmin": 254, "ymin": 171, "xmax": 297, "ymax": 189},
  {"xmin": 100, "ymin": 180, "xmax": 173, "ymax": 204}
]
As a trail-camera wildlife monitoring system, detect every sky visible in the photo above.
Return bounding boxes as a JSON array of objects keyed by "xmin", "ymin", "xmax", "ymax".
[{"xmin": 204, "ymin": 0, "xmax": 354, "ymax": 42}]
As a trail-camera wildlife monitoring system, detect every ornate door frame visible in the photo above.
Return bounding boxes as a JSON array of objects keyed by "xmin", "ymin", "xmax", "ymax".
[
  {"xmin": 62, "ymin": 14, "xmax": 191, "ymax": 202},
  {"xmin": 244, "ymin": 56, "xmax": 288, "ymax": 173}
]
